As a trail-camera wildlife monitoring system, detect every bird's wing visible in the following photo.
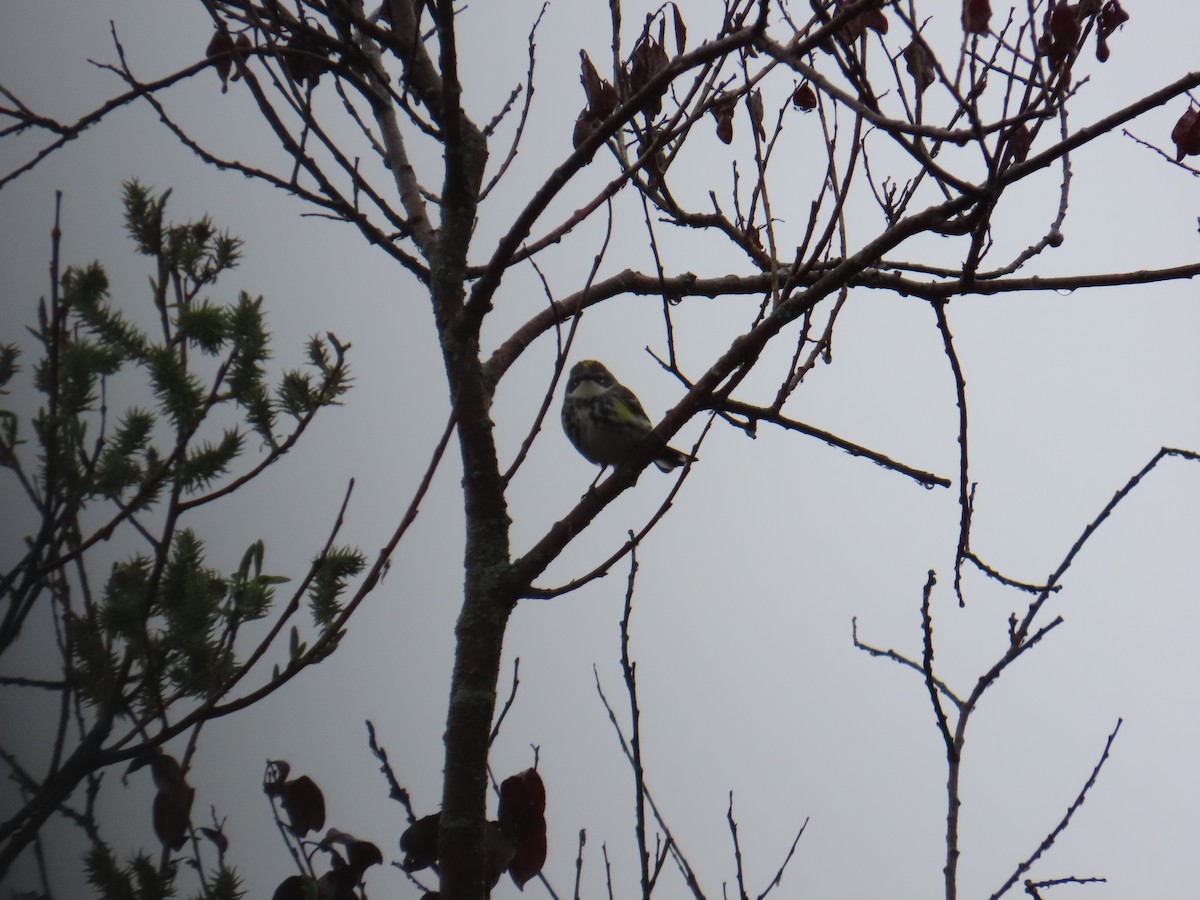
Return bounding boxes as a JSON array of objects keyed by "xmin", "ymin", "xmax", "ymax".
[{"xmin": 610, "ymin": 385, "xmax": 653, "ymax": 428}]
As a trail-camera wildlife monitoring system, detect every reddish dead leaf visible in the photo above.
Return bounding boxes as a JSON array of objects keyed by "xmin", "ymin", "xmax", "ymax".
[
  {"xmin": 1094, "ymin": 0, "xmax": 1128, "ymax": 62},
  {"xmin": 596, "ymin": 80, "xmax": 619, "ymax": 117},
  {"xmin": 205, "ymin": 28, "xmax": 233, "ymax": 61},
  {"xmin": 1097, "ymin": 0, "xmax": 1129, "ymax": 38},
  {"xmin": 138, "ymin": 753, "xmax": 182, "ymax": 792},
  {"xmin": 206, "ymin": 28, "xmax": 235, "ymax": 93},
  {"xmin": 792, "ymin": 83, "xmax": 817, "ymax": 111},
  {"xmin": 573, "ymin": 110, "xmax": 598, "ymax": 149},
  {"xmin": 625, "ymin": 33, "xmax": 669, "ymax": 116},
  {"xmin": 1171, "ymin": 107, "xmax": 1200, "ymax": 161},
  {"xmin": 316, "ymin": 868, "xmax": 358, "ymax": 900},
  {"xmin": 319, "ymin": 827, "xmax": 356, "ymax": 846},
  {"xmin": 903, "ymin": 41, "xmax": 935, "ymax": 95},
  {"xmin": 1049, "ymin": 5, "xmax": 1081, "ymax": 47},
  {"xmin": 265, "ymin": 774, "xmax": 326, "ymax": 836},
  {"xmin": 628, "ymin": 35, "xmax": 667, "ymax": 91},
  {"xmin": 833, "ymin": 0, "xmax": 887, "ymax": 42},
  {"xmin": 152, "ymin": 780, "xmax": 195, "ymax": 851},
  {"xmin": 579, "ymin": 51, "xmax": 604, "ymax": 108},
  {"xmin": 127, "ymin": 753, "xmax": 193, "ymax": 851},
  {"xmin": 499, "ymin": 768, "xmax": 546, "ymax": 830},
  {"xmin": 672, "ymin": 2, "xmax": 687, "ymax": 55},
  {"xmin": 346, "ymin": 840, "xmax": 383, "ymax": 879},
  {"xmin": 507, "ymin": 826, "xmax": 546, "ymax": 889},
  {"xmin": 711, "ymin": 95, "xmax": 737, "ymax": 144},
  {"xmin": 1005, "ymin": 122, "xmax": 1032, "ymax": 163},
  {"xmin": 400, "ymin": 812, "xmax": 441, "ymax": 872},
  {"xmin": 232, "ymin": 33, "xmax": 252, "ymax": 82},
  {"xmin": 837, "ymin": 11, "xmax": 864, "ymax": 41},
  {"xmin": 318, "ymin": 829, "xmax": 383, "ymax": 881},
  {"xmin": 1038, "ymin": 4, "xmax": 1081, "ymax": 71},
  {"xmin": 831, "ymin": 0, "xmax": 889, "ymax": 42},
  {"xmin": 280, "ymin": 26, "xmax": 332, "ymax": 87},
  {"xmin": 271, "ymin": 875, "xmax": 315, "ymax": 900},
  {"xmin": 962, "ymin": 0, "xmax": 991, "ymax": 34},
  {"xmin": 578, "ymin": 49, "xmax": 619, "ymax": 143},
  {"xmin": 498, "ymin": 769, "xmax": 548, "ymax": 890},
  {"xmin": 861, "ymin": 8, "xmax": 889, "ymax": 34}
]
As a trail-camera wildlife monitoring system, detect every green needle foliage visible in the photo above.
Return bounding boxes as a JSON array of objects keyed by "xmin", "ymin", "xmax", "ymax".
[{"xmin": 0, "ymin": 183, "xmax": 363, "ymax": 896}]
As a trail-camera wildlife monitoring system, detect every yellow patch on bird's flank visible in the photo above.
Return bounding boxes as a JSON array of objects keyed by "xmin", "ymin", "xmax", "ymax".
[{"xmin": 613, "ymin": 403, "xmax": 640, "ymax": 424}]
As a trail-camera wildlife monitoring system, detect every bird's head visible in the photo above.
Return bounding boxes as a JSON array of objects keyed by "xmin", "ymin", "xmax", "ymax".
[{"xmin": 566, "ymin": 359, "xmax": 616, "ymax": 393}]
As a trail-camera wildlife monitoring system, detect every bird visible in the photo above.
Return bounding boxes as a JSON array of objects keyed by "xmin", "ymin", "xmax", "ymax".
[{"xmin": 561, "ymin": 359, "xmax": 693, "ymax": 486}]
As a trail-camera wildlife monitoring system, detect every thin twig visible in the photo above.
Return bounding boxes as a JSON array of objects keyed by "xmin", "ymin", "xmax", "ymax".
[
  {"xmin": 988, "ymin": 720, "xmax": 1124, "ymax": 900},
  {"xmin": 488, "ymin": 658, "xmax": 521, "ymax": 747}
]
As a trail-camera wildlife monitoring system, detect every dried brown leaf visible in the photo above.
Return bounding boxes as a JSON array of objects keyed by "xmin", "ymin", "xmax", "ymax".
[
  {"xmin": 206, "ymin": 28, "xmax": 235, "ymax": 92},
  {"xmin": 269, "ymin": 775, "xmax": 325, "ymax": 836},
  {"xmin": 1038, "ymin": 4, "xmax": 1081, "ymax": 71},
  {"xmin": 400, "ymin": 813, "xmax": 441, "ymax": 872},
  {"xmin": 232, "ymin": 33, "xmax": 252, "ymax": 82},
  {"xmin": 271, "ymin": 875, "xmax": 314, "ymax": 900},
  {"xmin": 792, "ymin": 83, "xmax": 817, "ymax": 111},
  {"xmin": 962, "ymin": 0, "xmax": 991, "ymax": 34},
  {"xmin": 1005, "ymin": 122, "xmax": 1032, "ymax": 163},
  {"xmin": 711, "ymin": 95, "xmax": 737, "ymax": 144},
  {"xmin": 672, "ymin": 3, "xmax": 687, "ymax": 55},
  {"xmin": 1171, "ymin": 107, "xmax": 1200, "ymax": 161},
  {"xmin": 903, "ymin": 41, "xmax": 935, "ymax": 95},
  {"xmin": 498, "ymin": 769, "xmax": 548, "ymax": 890}
]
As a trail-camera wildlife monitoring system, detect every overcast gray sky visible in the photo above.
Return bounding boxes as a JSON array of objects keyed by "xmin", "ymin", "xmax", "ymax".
[{"xmin": 2, "ymin": 2, "xmax": 1199, "ymax": 898}]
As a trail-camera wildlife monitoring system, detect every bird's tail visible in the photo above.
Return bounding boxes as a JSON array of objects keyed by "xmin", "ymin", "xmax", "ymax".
[{"xmin": 653, "ymin": 445, "xmax": 696, "ymax": 472}]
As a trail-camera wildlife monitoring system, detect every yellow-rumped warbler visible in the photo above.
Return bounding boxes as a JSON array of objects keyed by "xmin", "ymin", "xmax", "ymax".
[{"xmin": 561, "ymin": 360, "xmax": 692, "ymax": 482}]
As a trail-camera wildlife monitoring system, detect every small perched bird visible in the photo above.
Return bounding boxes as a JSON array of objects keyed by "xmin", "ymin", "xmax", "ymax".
[{"xmin": 561, "ymin": 359, "xmax": 693, "ymax": 485}]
